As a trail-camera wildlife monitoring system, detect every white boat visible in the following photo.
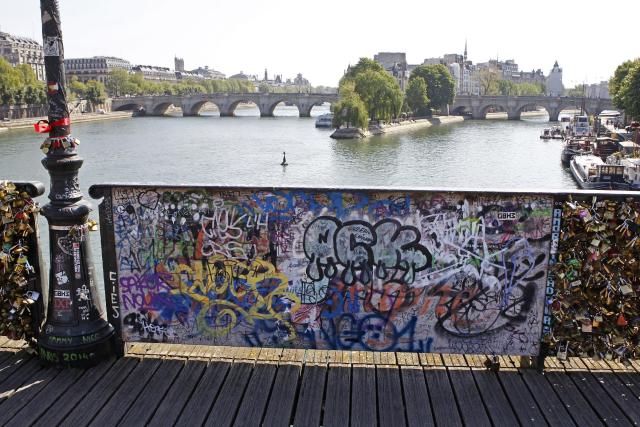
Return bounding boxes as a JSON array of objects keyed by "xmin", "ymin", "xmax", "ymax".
[
  {"xmin": 540, "ymin": 129, "xmax": 552, "ymax": 140},
  {"xmin": 570, "ymin": 115, "xmax": 591, "ymax": 137},
  {"xmin": 570, "ymin": 154, "xmax": 628, "ymax": 190},
  {"xmin": 315, "ymin": 114, "xmax": 334, "ymax": 128}
]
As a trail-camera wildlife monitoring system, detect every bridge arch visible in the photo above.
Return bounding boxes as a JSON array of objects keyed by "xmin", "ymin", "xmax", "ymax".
[
  {"xmin": 151, "ymin": 102, "xmax": 175, "ymax": 116},
  {"xmin": 185, "ymin": 100, "xmax": 223, "ymax": 116},
  {"xmin": 114, "ymin": 103, "xmax": 144, "ymax": 112},
  {"xmin": 516, "ymin": 103, "xmax": 550, "ymax": 121},
  {"xmin": 480, "ymin": 104, "xmax": 508, "ymax": 119}
]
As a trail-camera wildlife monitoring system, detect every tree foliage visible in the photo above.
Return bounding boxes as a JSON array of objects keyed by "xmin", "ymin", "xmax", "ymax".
[
  {"xmin": 609, "ymin": 58, "xmax": 640, "ymax": 108},
  {"xmin": 106, "ymin": 69, "xmax": 256, "ymax": 97},
  {"xmin": 495, "ymin": 79, "xmax": 544, "ymax": 96},
  {"xmin": 331, "ymin": 82, "xmax": 368, "ymax": 129},
  {"xmin": 409, "ymin": 64, "xmax": 455, "ymax": 110},
  {"xmin": 336, "ymin": 58, "xmax": 404, "ymax": 125},
  {"xmin": 405, "ymin": 77, "xmax": 430, "ymax": 116},
  {"xmin": 0, "ymin": 58, "xmax": 46, "ymax": 106},
  {"xmin": 610, "ymin": 59, "xmax": 640, "ymax": 110},
  {"xmin": 477, "ymin": 69, "xmax": 500, "ymax": 96},
  {"xmin": 615, "ymin": 61, "xmax": 640, "ymax": 120}
]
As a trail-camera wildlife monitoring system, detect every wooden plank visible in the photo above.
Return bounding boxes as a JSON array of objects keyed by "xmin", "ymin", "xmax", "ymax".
[
  {"xmin": 448, "ymin": 368, "xmax": 491, "ymax": 427},
  {"xmin": 497, "ymin": 369, "xmax": 547, "ymax": 426},
  {"xmin": 32, "ymin": 359, "xmax": 117, "ymax": 427},
  {"xmin": 292, "ymin": 364, "xmax": 327, "ymax": 427},
  {"xmin": 0, "ymin": 351, "xmax": 34, "ymax": 386},
  {"xmin": 47, "ymin": 357, "xmax": 139, "ymax": 427},
  {"xmin": 204, "ymin": 362, "xmax": 254, "ymax": 427},
  {"xmin": 401, "ymin": 366, "xmax": 434, "ymax": 427},
  {"xmin": 88, "ymin": 357, "xmax": 162, "ymax": 426},
  {"xmin": 233, "ymin": 363, "xmax": 277, "ymax": 427},
  {"xmin": 351, "ymin": 365, "xmax": 377, "ymax": 427},
  {"xmin": 569, "ymin": 372, "xmax": 633, "ymax": 426},
  {"xmin": 0, "ymin": 357, "xmax": 42, "ymax": 403},
  {"xmin": 589, "ymin": 371, "xmax": 640, "ymax": 424},
  {"xmin": 175, "ymin": 361, "xmax": 231, "ymax": 427},
  {"xmin": 323, "ymin": 365, "xmax": 350, "ymax": 427},
  {"xmin": 424, "ymin": 368, "xmax": 463, "ymax": 427},
  {"xmin": 0, "ymin": 365, "xmax": 62, "ymax": 424},
  {"xmin": 471, "ymin": 370, "xmax": 520, "ymax": 427},
  {"xmin": 147, "ymin": 360, "xmax": 207, "ymax": 427},
  {"xmin": 544, "ymin": 372, "xmax": 603, "ymax": 427},
  {"xmin": 613, "ymin": 371, "xmax": 640, "ymax": 400},
  {"xmin": 519, "ymin": 370, "xmax": 575, "ymax": 426},
  {"xmin": 119, "ymin": 359, "xmax": 184, "ymax": 426},
  {"xmin": 376, "ymin": 366, "xmax": 405, "ymax": 427},
  {"xmin": 7, "ymin": 366, "xmax": 85, "ymax": 426},
  {"xmin": 261, "ymin": 364, "xmax": 301, "ymax": 427}
]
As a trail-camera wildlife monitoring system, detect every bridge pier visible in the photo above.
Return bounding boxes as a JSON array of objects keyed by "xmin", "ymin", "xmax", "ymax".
[{"xmin": 297, "ymin": 103, "xmax": 314, "ymax": 117}]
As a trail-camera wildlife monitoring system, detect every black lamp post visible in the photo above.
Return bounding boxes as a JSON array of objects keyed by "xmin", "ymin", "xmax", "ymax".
[{"xmin": 37, "ymin": 0, "xmax": 113, "ymax": 367}]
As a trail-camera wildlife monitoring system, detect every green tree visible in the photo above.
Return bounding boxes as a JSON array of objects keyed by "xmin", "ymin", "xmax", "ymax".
[
  {"xmin": 409, "ymin": 64, "xmax": 455, "ymax": 111},
  {"xmin": 497, "ymin": 79, "xmax": 517, "ymax": 96},
  {"xmin": 610, "ymin": 59, "xmax": 639, "ymax": 105},
  {"xmin": 341, "ymin": 58, "xmax": 386, "ymax": 83},
  {"xmin": 332, "ymin": 83, "xmax": 368, "ymax": 129},
  {"xmin": 106, "ymin": 69, "xmax": 131, "ymax": 96},
  {"xmin": 353, "ymin": 69, "xmax": 403, "ymax": 121},
  {"xmin": 84, "ymin": 80, "xmax": 107, "ymax": 105},
  {"xmin": 616, "ymin": 62, "xmax": 640, "ymax": 120},
  {"xmin": 477, "ymin": 69, "xmax": 500, "ymax": 95},
  {"xmin": 565, "ymin": 84, "xmax": 585, "ymax": 97},
  {"xmin": 405, "ymin": 77, "xmax": 430, "ymax": 116},
  {"xmin": 68, "ymin": 76, "xmax": 87, "ymax": 99}
]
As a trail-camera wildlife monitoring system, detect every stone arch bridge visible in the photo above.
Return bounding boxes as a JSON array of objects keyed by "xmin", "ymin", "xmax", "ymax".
[
  {"xmin": 112, "ymin": 93, "xmax": 339, "ymax": 117},
  {"xmin": 451, "ymin": 95, "xmax": 615, "ymax": 121}
]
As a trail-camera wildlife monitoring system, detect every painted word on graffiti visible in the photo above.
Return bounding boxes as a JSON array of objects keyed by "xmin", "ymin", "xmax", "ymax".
[{"xmin": 104, "ymin": 187, "xmax": 553, "ymax": 356}]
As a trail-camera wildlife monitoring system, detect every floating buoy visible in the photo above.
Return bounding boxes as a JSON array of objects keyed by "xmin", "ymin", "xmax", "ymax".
[{"xmin": 281, "ymin": 151, "xmax": 288, "ymax": 166}]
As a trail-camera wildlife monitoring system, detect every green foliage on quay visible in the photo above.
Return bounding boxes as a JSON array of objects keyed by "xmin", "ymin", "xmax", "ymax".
[
  {"xmin": 409, "ymin": 64, "xmax": 455, "ymax": 112},
  {"xmin": 333, "ymin": 58, "xmax": 404, "ymax": 129},
  {"xmin": 0, "ymin": 58, "xmax": 46, "ymax": 106},
  {"xmin": 405, "ymin": 77, "xmax": 430, "ymax": 117},
  {"xmin": 106, "ymin": 69, "xmax": 255, "ymax": 97},
  {"xmin": 476, "ymin": 68, "xmax": 545, "ymax": 96},
  {"xmin": 610, "ymin": 58, "xmax": 640, "ymax": 120},
  {"xmin": 332, "ymin": 82, "xmax": 368, "ymax": 129}
]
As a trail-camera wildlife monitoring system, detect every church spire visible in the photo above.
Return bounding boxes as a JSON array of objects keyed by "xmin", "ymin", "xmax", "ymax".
[{"xmin": 464, "ymin": 39, "xmax": 467, "ymax": 62}]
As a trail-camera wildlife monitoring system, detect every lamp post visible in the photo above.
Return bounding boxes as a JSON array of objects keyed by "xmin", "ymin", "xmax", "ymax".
[{"xmin": 37, "ymin": 0, "xmax": 113, "ymax": 367}]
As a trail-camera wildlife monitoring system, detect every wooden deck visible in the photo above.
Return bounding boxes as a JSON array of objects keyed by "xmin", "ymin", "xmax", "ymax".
[{"xmin": 0, "ymin": 338, "xmax": 639, "ymax": 426}]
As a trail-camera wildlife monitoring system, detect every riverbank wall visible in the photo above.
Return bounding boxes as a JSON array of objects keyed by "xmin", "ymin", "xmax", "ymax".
[
  {"xmin": 0, "ymin": 111, "xmax": 133, "ymax": 130},
  {"xmin": 331, "ymin": 115, "xmax": 464, "ymax": 139}
]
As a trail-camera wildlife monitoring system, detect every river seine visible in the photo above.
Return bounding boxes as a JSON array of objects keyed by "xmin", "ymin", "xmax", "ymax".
[
  {"xmin": 1, "ymin": 105, "xmax": 575, "ymax": 191},
  {"xmin": 0, "ymin": 104, "xmax": 576, "ymax": 300}
]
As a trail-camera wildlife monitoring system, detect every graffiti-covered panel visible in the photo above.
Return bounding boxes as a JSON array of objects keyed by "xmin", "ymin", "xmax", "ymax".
[{"xmin": 104, "ymin": 187, "xmax": 553, "ymax": 356}]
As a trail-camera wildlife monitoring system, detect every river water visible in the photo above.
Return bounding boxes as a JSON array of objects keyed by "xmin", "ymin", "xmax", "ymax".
[{"xmin": 0, "ymin": 104, "xmax": 576, "ymax": 303}]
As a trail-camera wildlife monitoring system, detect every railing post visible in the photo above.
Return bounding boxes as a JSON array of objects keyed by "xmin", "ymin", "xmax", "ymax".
[{"xmin": 37, "ymin": 0, "xmax": 114, "ymax": 367}]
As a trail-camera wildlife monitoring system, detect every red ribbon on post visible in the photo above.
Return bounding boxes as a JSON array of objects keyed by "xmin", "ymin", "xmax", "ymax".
[{"xmin": 33, "ymin": 118, "xmax": 70, "ymax": 134}]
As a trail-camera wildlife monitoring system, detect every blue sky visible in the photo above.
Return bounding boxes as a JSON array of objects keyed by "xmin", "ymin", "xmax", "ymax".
[{"xmin": 2, "ymin": 0, "xmax": 638, "ymax": 87}]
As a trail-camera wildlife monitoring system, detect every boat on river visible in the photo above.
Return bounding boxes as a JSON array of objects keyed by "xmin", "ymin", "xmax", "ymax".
[
  {"xmin": 561, "ymin": 138, "xmax": 592, "ymax": 165},
  {"xmin": 540, "ymin": 129, "xmax": 552, "ymax": 140},
  {"xmin": 551, "ymin": 126, "xmax": 564, "ymax": 139},
  {"xmin": 607, "ymin": 155, "xmax": 640, "ymax": 190},
  {"xmin": 569, "ymin": 115, "xmax": 592, "ymax": 137},
  {"xmin": 569, "ymin": 154, "xmax": 628, "ymax": 190},
  {"xmin": 315, "ymin": 113, "xmax": 334, "ymax": 128}
]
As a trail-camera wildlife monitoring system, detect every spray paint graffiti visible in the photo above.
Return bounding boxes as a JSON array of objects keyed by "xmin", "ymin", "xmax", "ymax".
[{"xmin": 105, "ymin": 188, "xmax": 552, "ymax": 355}]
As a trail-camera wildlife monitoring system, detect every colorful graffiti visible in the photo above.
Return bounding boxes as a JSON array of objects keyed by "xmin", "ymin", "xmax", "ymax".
[{"xmin": 103, "ymin": 188, "xmax": 552, "ymax": 356}]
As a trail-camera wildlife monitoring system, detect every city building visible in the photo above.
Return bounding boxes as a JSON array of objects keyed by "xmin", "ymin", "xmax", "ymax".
[
  {"xmin": 190, "ymin": 66, "xmax": 226, "ymax": 80},
  {"xmin": 546, "ymin": 61, "xmax": 564, "ymax": 96},
  {"xmin": 65, "ymin": 56, "xmax": 131, "ymax": 83},
  {"xmin": 374, "ymin": 52, "xmax": 409, "ymax": 90},
  {"xmin": 174, "ymin": 57, "xmax": 185, "ymax": 72},
  {"xmin": 131, "ymin": 65, "xmax": 177, "ymax": 82},
  {"xmin": 586, "ymin": 81, "xmax": 611, "ymax": 99},
  {"xmin": 0, "ymin": 31, "xmax": 45, "ymax": 81}
]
